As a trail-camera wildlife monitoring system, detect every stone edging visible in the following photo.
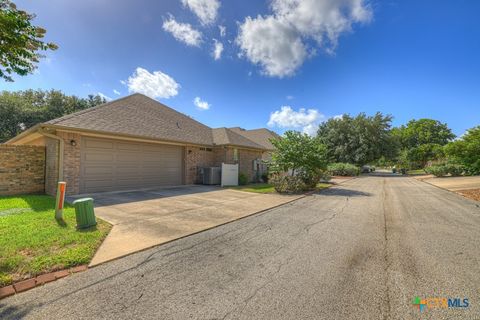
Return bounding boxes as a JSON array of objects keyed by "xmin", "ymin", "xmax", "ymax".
[{"xmin": 0, "ymin": 265, "xmax": 88, "ymax": 300}]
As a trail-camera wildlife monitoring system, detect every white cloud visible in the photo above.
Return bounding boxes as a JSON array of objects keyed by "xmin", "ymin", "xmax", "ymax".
[
  {"xmin": 237, "ymin": 15, "xmax": 307, "ymax": 78},
  {"xmin": 193, "ymin": 96, "xmax": 210, "ymax": 110},
  {"xmin": 125, "ymin": 67, "xmax": 180, "ymax": 99},
  {"xmin": 163, "ymin": 17, "xmax": 203, "ymax": 47},
  {"xmin": 113, "ymin": 89, "xmax": 121, "ymax": 95},
  {"xmin": 267, "ymin": 105, "xmax": 327, "ymax": 136},
  {"xmin": 286, "ymin": 95, "xmax": 294, "ymax": 100},
  {"xmin": 237, "ymin": 0, "xmax": 372, "ymax": 77},
  {"xmin": 219, "ymin": 25, "xmax": 226, "ymax": 37},
  {"xmin": 182, "ymin": 0, "xmax": 220, "ymax": 25},
  {"xmin": 97, "ymin": 92, "xmax": 112, "ymax": 101},
  {"xmin": 212, "ymin": 39, "xmax": 224, "ymax": 60}
]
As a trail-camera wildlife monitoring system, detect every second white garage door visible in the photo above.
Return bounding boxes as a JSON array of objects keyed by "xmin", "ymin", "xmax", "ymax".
[{"xmin": 80, "ymin": 137, "xmax": 183, "ymax": 193}]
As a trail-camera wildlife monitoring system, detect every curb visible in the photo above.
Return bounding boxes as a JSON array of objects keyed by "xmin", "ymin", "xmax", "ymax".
[
  {"xmin": 0, "ymin": 265, "xmax": 88, "ymax": 300},
  {"xmin": 413, "ymin": 177, "xmax": 480, "ymax": 207}
]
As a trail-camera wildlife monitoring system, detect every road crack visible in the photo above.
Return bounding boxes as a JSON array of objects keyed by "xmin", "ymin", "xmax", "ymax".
[{"xmin": 382, "ymin": 179, "xmax": 392, "ymax": 320}]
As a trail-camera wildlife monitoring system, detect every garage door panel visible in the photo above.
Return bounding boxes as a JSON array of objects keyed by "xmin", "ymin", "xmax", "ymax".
[
  {"xmin": 84, "ymin": 139, "xmax": 114, "ymax": 150},
  {"xmin": 81, "ymin": 137, "xmax": 183, "ymax": 193},
  {"xmin": 84, "ymin": 152, "xmax": 115, "ymax": 162}
]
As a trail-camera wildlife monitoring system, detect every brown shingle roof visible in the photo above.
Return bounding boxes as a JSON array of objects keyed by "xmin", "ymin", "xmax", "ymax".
[
  {"xmin": 229, "ymin": 127, "xmax": 280, "ymax": 150},
  {"xmin": 42, "ymin": 93, "xmax": 268, "ymax": 150},
  {"xmin": 46, "ymin": 93, "xmax": 214, "ymax": 146},
  {"xmin": 212, "ymin": 128, "xmax": 265, "ymax": 149}
]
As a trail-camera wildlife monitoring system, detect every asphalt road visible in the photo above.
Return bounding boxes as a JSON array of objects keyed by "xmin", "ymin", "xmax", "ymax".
[{"xmin": 1, "ymin": 175, "xmax": 480, "ymax": 319}]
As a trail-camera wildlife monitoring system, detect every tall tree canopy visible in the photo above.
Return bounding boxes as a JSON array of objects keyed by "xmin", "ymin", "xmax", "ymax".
[
  {"xmin": 444, "ymin": 126, "xmax": 480, "ymax": 175},
  {"xmin": 0, "ymin": 90, "xmax": 106, "ymax": 142},
  {"xmin": 316, "ymin": 112, "xmax": 396, "ymax": 165},
  {"xmin": 0, "ymin": 0, "xmax": 57, "ymax": 81},
  {"xmin": 393, "ymin": 118, "xmax": 455, "ymax": 149}
]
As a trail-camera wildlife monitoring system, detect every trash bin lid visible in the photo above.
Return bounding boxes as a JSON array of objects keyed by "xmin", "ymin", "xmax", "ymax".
[{"xmin": 72, "ymin": 198, "xmax": 94, "ymax": 204}]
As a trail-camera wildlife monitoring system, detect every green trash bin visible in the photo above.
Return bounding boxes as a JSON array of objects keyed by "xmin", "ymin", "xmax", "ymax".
[{"xmin": 72, "ymin": 198, "xmax": 96, "ymax": 229}]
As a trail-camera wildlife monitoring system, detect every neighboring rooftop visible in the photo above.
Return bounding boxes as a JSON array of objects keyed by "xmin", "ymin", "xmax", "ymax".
[
  {"xmin": 229, "ymin": 127, "xmax": 280, "ymax": 150},
  {"xmin": 212, "ymin": 128, "xmax": 265, "ymax": 149}
]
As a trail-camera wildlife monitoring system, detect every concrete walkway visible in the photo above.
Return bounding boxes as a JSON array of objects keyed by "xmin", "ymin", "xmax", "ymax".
[
  {"xmin": 420, "ymin": 175, "xmax": 480, "ymax": 191},
  {"xmin": 71, "ymin": 186, "xmax": 302, "ymax": 266}
]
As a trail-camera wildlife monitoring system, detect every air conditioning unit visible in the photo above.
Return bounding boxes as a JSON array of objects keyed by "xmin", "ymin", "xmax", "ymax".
[{"xmin": 202, "ymin": 167, "xmax": 221, "ymax": 185}]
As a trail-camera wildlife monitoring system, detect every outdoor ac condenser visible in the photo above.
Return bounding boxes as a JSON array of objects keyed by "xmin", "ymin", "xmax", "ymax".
[{"xmin": 202, "ymin": 167, "xmax": 221, "ymax": 185}]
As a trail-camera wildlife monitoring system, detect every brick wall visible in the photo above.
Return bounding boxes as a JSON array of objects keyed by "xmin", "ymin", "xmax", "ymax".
[
  {"xmin": 58, "ymin": 132, "xmax": 81, "ymax": 195},
  {"xmin": 184, "ymin": 146, "xmax": 217, "ymax": 184},
  {"xmin": 222, "ymin": 147, "xmax": 263, "ymax": 182},
  {"xmin": 0, "ymin": 145, "xmax": 45, "ymax": 195},
  {"xmin": 45, "ymin": 138, "xmax": 59, "ymax": 196}
]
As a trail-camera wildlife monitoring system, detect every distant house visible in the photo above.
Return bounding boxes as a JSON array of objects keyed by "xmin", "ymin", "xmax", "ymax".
[
  {"xmin": 229, "ymin": 127, "xmax": 280, "ymax": 174},
  {"xmin": 6, "ymin": 94, "xmax": 270, "ymax": 195}
]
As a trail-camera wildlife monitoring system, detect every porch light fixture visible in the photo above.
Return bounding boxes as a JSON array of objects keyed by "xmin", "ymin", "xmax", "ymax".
[{"xmin": 70, "ymin": 140, "xmax": 77, "ymax": 146}]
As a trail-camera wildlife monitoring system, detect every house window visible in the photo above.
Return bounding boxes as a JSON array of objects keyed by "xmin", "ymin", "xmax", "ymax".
[
  {"xmin": 233, "ymin": 148, "xmax": 239, "ymax": 161},
  {"xmin": 206, "ymin": 148, "xmax": 213, "ymax": 152}
]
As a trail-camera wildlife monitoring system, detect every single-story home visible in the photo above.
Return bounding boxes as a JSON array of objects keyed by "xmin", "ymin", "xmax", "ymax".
[{"xmin": 6, "ymin": 93, "xmax": 279, "ymax": 195}]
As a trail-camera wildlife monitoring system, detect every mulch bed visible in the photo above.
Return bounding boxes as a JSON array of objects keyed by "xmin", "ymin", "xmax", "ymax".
[{"xmin": 456, "ymin": 189, "xmax": 480, "ymax": 202}]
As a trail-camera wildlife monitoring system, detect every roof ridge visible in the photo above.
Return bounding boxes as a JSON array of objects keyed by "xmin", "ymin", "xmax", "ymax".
[
  {"xmin": 47, "ymin": 93, "xmax": 139, "ymax": 125},
  {"xmin": 222, "ymin": 127, "xmax": 265, "ymax": 149}
]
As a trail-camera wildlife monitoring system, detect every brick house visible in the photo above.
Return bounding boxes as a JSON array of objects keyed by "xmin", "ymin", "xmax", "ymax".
[{"xmin": 5, "ymin": 94, "xmax": 273, "ymax": 195}]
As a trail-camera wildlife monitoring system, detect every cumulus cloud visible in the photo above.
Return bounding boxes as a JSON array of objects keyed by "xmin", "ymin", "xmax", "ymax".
[
  {"xmin": 219, "ymin": 25, "xmax": 226, "ymax": 37},
  {"xmin": 97, "ymin": 92, "xmax": 112, "ymax": 101},
  {"xmin": 237, "ymin": 15, "xmax": 307, "ymax": 78},
  {"xmin": 212, "ymin": 39, "xmax": 224, "ymax": 60},
  {"xmin": 237, "ymin": 0, "xmax": 372, "ymax": 77},
  {"xmin": 182, "ymin": 0, "xmax": 220, "ymax": 25},
  {"xmin": 126, "ymin": 67, "xmax": 180, "ymax": 99},
  {"xmin": 194, "ymin": 96, "xmax": 210, "ymax": 110},
  {"xmin": 163, "ymin": 17, "xmax": 203, "ymax": 47},
  {"xmin": 267, "ymin": 106, "xmax": 327, "ymax": 135},
  {"xmin": 113, "ymin": 89, "xmax": 121, "ymax": 95}
]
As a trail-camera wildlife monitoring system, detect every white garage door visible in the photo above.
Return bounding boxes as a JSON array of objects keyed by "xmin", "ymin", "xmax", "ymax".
[{"xmin": 80, "ymin": 137, "xmax": 183, "ymax": 193}]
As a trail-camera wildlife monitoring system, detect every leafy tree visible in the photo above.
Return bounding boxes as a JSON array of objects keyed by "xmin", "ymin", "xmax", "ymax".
[
  {"xmin": 444, "ymin": 126, "xmax": 480, "ymax": 175},
  {"xmin": 394, "ymin": 118, "xmax": 455, "ymax": 149},
  {"xmin": 406, "ymin": 143, "xmax": 445, "ymax": 168},
  {"xmin": 0, "ymin": 90, "xmax": 106, "ymax": 142},
  {"xmin": 0, "ymin": 0, "xmax": 57, "ymax": 81},
  {"xmin": 317, "ymin": 112, "xmax": 396, "ymax": 165},
  {"xmin": 270, "ymin": 130, "xmax": 328, "ymax": 176}
]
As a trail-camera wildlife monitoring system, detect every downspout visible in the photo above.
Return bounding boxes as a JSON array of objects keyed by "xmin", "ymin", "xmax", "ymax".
[{"xmin": 38, "ymin": 127, "xmax": 64, "ymax": 181}]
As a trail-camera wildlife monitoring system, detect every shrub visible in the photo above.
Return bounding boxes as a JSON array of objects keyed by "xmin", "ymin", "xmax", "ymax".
[
  {"xmin": 270, "ymin": 175, "xmax": 308, "ymax": 194},
  {"xmin": 238, "ymin": 173, "xmax": 248, "ymax": 185},
  {"xmin": 425, "ymin": 164, "xmax": 448, "ymax": 177},
  {"xmin": 261, "ymin": 172, "xmax": 269, "ymax": 183},
  {"xmin": 327, "ymin": 163, "xmax": 360, "ymax": 176},
  {"xmin": 425, "ymin": 163, "xmax": 466, "ymax": 177}
]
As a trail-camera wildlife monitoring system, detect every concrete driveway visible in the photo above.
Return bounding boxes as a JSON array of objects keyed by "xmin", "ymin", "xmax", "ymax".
[
  {"xmin": 70, "ymin": 186, "xmax": 302, "ymax": 266},
  {"xmin": 4, "ymin": 175, "xmax": 480, "ymax": 319}
]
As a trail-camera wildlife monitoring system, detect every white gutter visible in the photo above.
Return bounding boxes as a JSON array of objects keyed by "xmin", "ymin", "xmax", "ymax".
[{"xmin": 38, "ymin": 127, "xmax": 64, "ymax": 181}]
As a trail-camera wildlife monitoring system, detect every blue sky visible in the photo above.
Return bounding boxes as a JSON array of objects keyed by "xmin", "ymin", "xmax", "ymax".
[{"xmin": 2, "ymin": 0, "xmax": 479, "ymax": 136}]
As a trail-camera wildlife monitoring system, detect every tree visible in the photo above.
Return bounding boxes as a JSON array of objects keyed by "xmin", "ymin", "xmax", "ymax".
[
  {"xmin": 0, "ymin": 90, "xmax": 106, "ymax": 142},
  {"xmin": 270, "ymin": 131, "xmax": 328, "ymax": 176},
  {"xmin": 444, "ymin": 126, "xmax": 480, "ymax": 175},
  {"xmin": 394, "ymin": 118, "xmax": 455, "ymax": 149},
  {"xmin": 317, "ymin": 112, "xmax": 396, "ymax": 165},
  {"xmin": 0, "ymin": 0, "xmax": 57, "ymax": 81}
]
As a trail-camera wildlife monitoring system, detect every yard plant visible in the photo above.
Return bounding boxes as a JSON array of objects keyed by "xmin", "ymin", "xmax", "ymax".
[{"xmin": 0, "ymin": 195, "xmax": 111, "ymax": 286}]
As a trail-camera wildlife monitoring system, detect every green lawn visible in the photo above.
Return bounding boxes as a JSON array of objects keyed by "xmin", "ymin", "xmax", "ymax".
[
  {"xmin": 231, "ymin": 182, "xmax": 332, "ymax": 194},
  {"xmin": 408, "ymin": 169, "xmax": 427, "ymax": 175},
  {"xmin": 231, "ymin": 183, "xmax": 276, "ymax": 193},
  {"xmin": 0, "ymin": 195, "xmax": 111, "ymax": 286}
]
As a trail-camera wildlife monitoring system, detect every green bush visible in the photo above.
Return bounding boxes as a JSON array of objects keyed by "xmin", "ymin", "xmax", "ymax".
[
  {"xmin": 261, "ymin": 172, "xmax": 269, "ymax": 183},
  {"xmin": 425, "ymin": 163, "xmax": 466, "ymax": 177},
  {"xmin": 327, "ymin": 163, "xmax": 360, "ymax": 176},
  {"xmin": 270, "ymin": 175, "xmax": 308, "ymax": 194},
  {"xmin": 238, "ymin": 172, "xmax": 248, "ymax": 185}
]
